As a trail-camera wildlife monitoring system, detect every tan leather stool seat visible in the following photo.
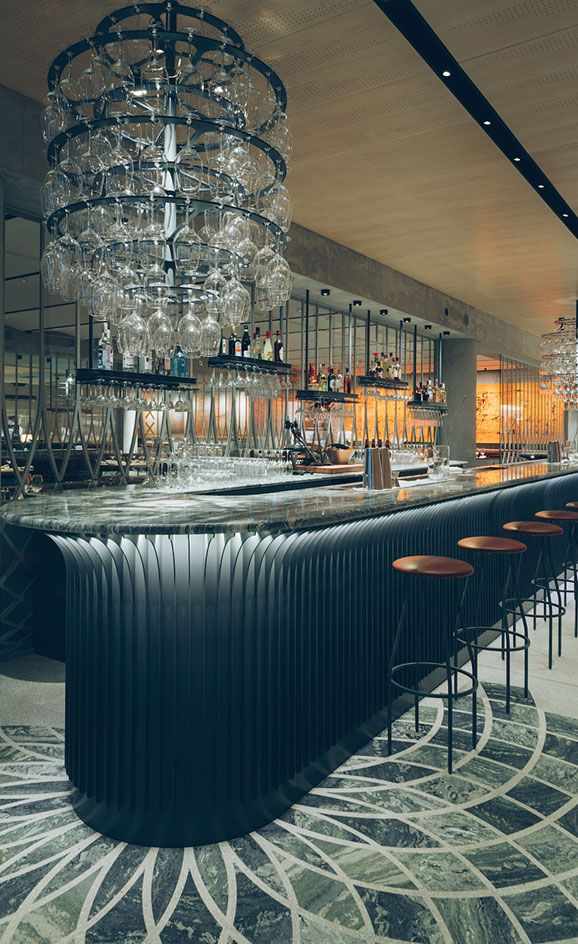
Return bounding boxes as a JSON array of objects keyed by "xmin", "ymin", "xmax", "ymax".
[
  {"xmin": 503, "ymin": 521, "xmax": 563, "ymax": 536},
  {"xmin": 565, "ymin": 502, "xmax": 578, "ymax": 510},
  {"xmin": 393, "ymin": 555, "xmax": 474, "ymax": 578},
  {"xmin": 536, "ymin": 510, "xmax": 578, "ymax": 522},
  {"xmin": 458, "ymin": 536, "xmax": 526, "ymax": 554}
]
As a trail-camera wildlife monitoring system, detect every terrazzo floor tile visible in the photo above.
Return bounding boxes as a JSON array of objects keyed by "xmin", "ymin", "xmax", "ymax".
[
  {"xmin": 506, "ymin": 885, "xmax": 578, "ymax": 943},
  {"xmin": 436, "ymin": 897, "xmax": 525, "ymax": 944},
  {"xmin": 463, "ymin": 841, "xmax": 549, "ymax": 889},
  {"xmin": 1, "ymin": 681, "xmax": 578, "ymax": 942},
  {"xmin": 506, "ymin": 777, "xmax": 572, "ymax": 816},
  {"xmin": 469, "ymin": 795, "xmax": 542, "ymax": 834}
]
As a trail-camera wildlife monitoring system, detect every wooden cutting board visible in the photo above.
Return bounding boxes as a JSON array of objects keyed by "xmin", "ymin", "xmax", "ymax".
[{"xmin": 303, "ymin": 464, "xmax": 364, "ymax": 474}]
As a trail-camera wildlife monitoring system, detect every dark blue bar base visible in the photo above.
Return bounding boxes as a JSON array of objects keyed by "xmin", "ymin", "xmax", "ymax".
[{"xmin": 53, "ymin": 472, "xmax": 577, "ymax": 846}]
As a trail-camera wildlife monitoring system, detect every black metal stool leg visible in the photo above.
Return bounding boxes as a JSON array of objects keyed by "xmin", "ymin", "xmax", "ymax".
[
  {"xmin": 504, "ymin": 609, "xmax": 512, "ymax": 714},
  {"xmin": 387, "ymin": 597, "xmax": 408, "ymax": 756},
  {"xmin": 532, "ymin": 543, "xmax": 544, "ymax": 630},
  {"xmin": 545, "ymin": 539, "xmax": 564, "ymax": 659},
  {"xmin": 453, "ymin": 573, "xmax": 477, "ymax": 748},
  {"xmin": 445, "ymin": 652, "xmax": 453, "ymax": 774},
  {"xmin": 512, "ymin": 556, "xmax": 530, "ymax": 699}
]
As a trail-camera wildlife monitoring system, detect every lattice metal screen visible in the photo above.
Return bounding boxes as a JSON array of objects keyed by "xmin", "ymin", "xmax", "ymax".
[{"xmin": 499, "ymin": 355, "xmax": 564, "ymax": 463}]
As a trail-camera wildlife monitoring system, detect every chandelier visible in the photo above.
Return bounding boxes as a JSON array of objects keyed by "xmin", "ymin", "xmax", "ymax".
[
  {"xmin": 40, "ymin": 2, "xmax": 293, "ymax": 360},
  {"xmin": 540, "ymin": 316, "xmax": 578, "ymax": 404}
]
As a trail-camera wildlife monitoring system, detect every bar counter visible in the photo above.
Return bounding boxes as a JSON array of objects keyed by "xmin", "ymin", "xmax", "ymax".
[
  {"xmin": 2, "ymin": 462, "xmax": 577, "ymax": 847},
  {"xmin": 2, "ymin": 461, "xmax": 576, "ymax": 535}
]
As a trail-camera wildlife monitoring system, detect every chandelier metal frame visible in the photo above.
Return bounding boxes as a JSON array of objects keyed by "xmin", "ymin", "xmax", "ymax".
[{"xmin": 41, "ymin": 1, "xmax": 294, "ymax": 359}]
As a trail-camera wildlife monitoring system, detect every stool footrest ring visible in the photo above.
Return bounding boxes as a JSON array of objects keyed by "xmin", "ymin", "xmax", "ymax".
[
  {"xmin": 455, "ymin": 626, "xmax": 530, "ymax": 654},
  {"xmin": 390, "ymin": 661, "xmax": 477, "ymax": 700}
]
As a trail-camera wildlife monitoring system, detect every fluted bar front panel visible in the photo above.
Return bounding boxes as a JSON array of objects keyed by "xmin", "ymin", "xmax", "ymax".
[{"xmin": 55, "ymin": 472, "xmax": 578, "ymax": 846}]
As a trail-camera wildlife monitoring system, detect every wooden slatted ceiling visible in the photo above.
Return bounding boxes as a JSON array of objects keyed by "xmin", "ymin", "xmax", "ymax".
[{"xmin": 0, "ymin": 0, "xmax": 576, "ymax": 335}]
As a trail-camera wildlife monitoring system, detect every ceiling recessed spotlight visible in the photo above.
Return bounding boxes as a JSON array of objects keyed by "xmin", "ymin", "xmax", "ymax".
[
  {"xmin": 352, "ymin": 299, "xmax": 362, "ymax": 306},
  {"xmin": 403, "ymin": 317, "xmax": 411, "ymax": 323},
  {"xmin": 442, "ymin": 70, "xmax": 451, "ymax": 77},
  {"xmin": 443, "ymin": 330, "xmax": 450, "ymax": 336},
  {"xmin": 514, "ymin": 156, "xmax": 521, "ymax": 162},
  {"xmin": 538, "ymin": 184, "xmax": 545, "ymax": 189},
  {"xmin": 320, "ymin": 288, "xmax": 330, "ymax": 296},
  {"xmin": 483, "ymin": 120, "xmax": 492, "ymax": 127},
  {"xmin": 563, "ymin": 212, "xmax": 569, "ymax": 218},
  {"xmin": 424, "ymin": 324, "xmax": 432, "ymax": 330},
  {"xmin": 380, "ymin": 308, "xmax": 388, "ymax": 315}
]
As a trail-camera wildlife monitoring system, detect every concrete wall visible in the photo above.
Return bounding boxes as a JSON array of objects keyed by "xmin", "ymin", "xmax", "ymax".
[
  {"xmin": 286, "ymin": 224, "xmax": 539, "ymax": 365},
  {"xmin": 439, "ymin": 339, "xmax": 478, "ymax": 465}
]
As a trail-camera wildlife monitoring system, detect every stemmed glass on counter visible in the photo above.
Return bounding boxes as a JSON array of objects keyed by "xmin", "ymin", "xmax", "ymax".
[{"xmin": 153, "ymin": 443, "xmax": 293, "ymax": 490}]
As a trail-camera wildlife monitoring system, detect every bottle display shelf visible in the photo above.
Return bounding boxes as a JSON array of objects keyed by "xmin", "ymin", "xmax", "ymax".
[
  {"xmin": 296, "ymin": 389, "xmax": 358, "ymax": 403},
  {"xmin": 408, "ymin": 399, "xmax": 448, "ymax": 412},
  {"xmin": 358, "ymin": 376, "xmax": 409, "ymax": 391},
  {"xmin": 76, "ymin": 368, "xmax": 197, "ymax": 390},
  {"xmin": 208, "ymin": 355, "xmax": 292, "ymax": 374}
]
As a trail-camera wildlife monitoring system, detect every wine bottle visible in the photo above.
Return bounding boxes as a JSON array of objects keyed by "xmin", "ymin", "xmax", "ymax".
[
  {"xmin": 263, "ymin": 329, "xmax": 274, "ymax": 361},
  {"xmin": 242, "ymin": 324, "xmax": 251, "ymax": 358},
  {"xmin": 274, "ymin": 329, "xmax": 284, "ymax": 362}
]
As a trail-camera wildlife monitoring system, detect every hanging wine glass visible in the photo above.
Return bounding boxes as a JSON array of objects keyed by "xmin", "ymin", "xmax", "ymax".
[
  {"xmin": 221, "ymin": 277, "xmax": 251, "ymax": 327},
  {"xmin": 203, "ymin": 267, "xmax": 228, "ymax": 320},
  {"xmin": 173, "ymin": 206, "xmax": 202, "ymax": 275},
  {"xmin": 199, "ymin": 315, "xmax": 221, "ymax": 356},
  {"xmin": 177, "ymin": 310, "xmax": 202, "ymax": 356}
]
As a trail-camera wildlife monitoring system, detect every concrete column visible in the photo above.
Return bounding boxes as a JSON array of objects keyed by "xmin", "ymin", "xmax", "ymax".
[{"xmin": 440, "ymin": 338, "xmax": 477, "ymax": 466}]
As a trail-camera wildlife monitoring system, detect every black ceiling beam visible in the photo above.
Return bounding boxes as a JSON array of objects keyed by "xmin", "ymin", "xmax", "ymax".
[{"xmin": 372, "ymin": 0, "xmax": 578, "ymax": 240}]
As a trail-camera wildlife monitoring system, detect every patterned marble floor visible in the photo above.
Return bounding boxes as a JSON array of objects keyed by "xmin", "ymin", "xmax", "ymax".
[{"xmin": 0, "ymin": 682, "xmax": 577, "ymax": 944}]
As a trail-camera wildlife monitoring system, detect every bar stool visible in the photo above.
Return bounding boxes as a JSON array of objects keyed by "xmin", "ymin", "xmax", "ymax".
[
  {"xmin": 388, "ymin": 555, "xmax": 477, "ymax": 774},
  {"xmin": 535, "ymin": 508, "xmax": 578, "ymax": 639},
  {"xmin": 503, "ymin": 521, "xmax": 565, "ymax": 669},
  {"xmin": 455, "ymin": 536, "xmax": 530, "ymax": 719}
]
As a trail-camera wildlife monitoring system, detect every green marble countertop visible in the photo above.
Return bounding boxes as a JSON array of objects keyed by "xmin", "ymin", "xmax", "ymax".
[{"xmin": 1, "ymin": 462, "xmax": 577, "ymax": 537}]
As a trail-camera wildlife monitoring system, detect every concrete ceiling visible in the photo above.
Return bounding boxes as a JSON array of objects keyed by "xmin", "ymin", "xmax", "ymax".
[{"xmin": 0, "ymin": 0, "xmax": 576, "ymax": 336}]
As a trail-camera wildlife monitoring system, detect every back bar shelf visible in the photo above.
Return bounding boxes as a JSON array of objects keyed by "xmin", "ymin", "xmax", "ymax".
[
  {"xmin": 207, "ymin": 355, "xmax": 292, "ymax": 374},
  {"xmin": 76, "ymin": 368, "xmax": 197, "ymax": 391}
]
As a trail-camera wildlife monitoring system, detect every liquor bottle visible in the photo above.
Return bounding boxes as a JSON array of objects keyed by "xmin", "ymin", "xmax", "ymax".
[
  {"xmin": 106, "ymin": 325, "xmax": 114, "ymax": 370},
  {"xmin": 422, "ymin": 380, "xmax": 430, "ymax": 402},
  {"xmin": 97, "ymin": 325, "xmax": 107, "ymax": 369},
  {"xmin": 336, "ymin": 367, "xmax": 344, "ymax": 392},
  {"xmin": 373, "ymin": 353, "xmax": 380, "ymax": 378},
  {"xmin": 220, "ymin": 332, "xmax": 228, "ymax": 355},
  {"xmin": 274, "ymin": 329, "xmax": 284, "ymax": 362},
  {"xmin": 228, "ymin": 330, "xmax": 237, "ymax": 357},
  {"xmin": 308, "ymin": 362, "xmax": 317, "ymax": 388},
  {"xmin": 263, "ymin": 329, "xmax": 274, "ymax": 361},
  {"xmin": 318, "ymin": 365, "xmax": 328, "ymax": 391},
  {"xmin": 386, "ymin": 353, "xmax": 394, "ymax": 380},
  {"xmin": 242, "ymin": 324, "xmax": 251, "ymax": 358},
  {"xmin": 440, "ymin": 382, "xmax": 447, "ymax": 403},
  {"xmin": 344, "ymin": 367, "xmax": 352, "ymax": 394},
  {"xmin": 139, "ymin": 354, "xmax": 153, "ymax": 372},
  {"xmin": 394, "ymin": 357, "xmax": 400, "ymax": 380},
  {"xmin": 122, "ymin": 351, "xmax": 135, "ymax": 371},
  {"xmin": 252, "ymin": 326, "xmax": 262, "ymax": 359},
  {"xmin": 328, "ymin": 366, "xmax": 336, "ymax": 392},
  {"xmin": 163, "ymin": 354, "xmax": 172, "ymax": 375},
  {"xmin": 172, "ymin": 346, "xmax": 186, "ymax": 377}
]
